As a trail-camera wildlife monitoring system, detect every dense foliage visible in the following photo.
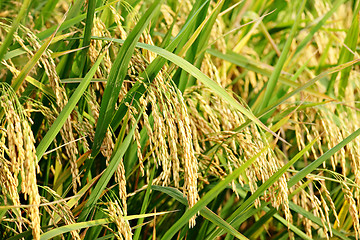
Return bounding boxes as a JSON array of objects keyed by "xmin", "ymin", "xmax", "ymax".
[{"xmin": 1, "ymin": 0, "xmax": 360, "ymax": 239}]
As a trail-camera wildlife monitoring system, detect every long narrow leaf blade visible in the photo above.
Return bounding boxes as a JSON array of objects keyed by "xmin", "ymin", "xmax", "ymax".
[
  {"xmin": 36, "ymin": 50, "xmax": 107, "ymax": 160},
  {"xmin": 91, "ymin": 0, "xmax": 161, "ymax": 157},
  {"xmin": 0, "ymin": 0, "xmax": 31, "ymax": 62},
  {"xmin": 208, "ymin": 137, "xmax": 317, "ymax": 238},
  {"xmin": 162, "ymin": 147, "xmax": 268, "ymax": 239},
  {"xmin": 152, "ymin": 186, "xmax": 248, "ymax": 240},
  {"xmin": 258, "ymin": 0, "xmax": 306, "ymax": 111},
  {"xmin": 78, "ymin": 113, "xmax": 141, "ymax": 221},
  {"xmin": 288, "ymin": 127, "xmax": 360, "ymax": 187},
  {"xmin": 92, "ymin": 36, "xmax": 287, "ymax": 143}
]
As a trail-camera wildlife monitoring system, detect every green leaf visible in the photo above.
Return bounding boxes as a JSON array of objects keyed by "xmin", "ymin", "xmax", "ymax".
[
  {"xmin": 177, "ymin": 0, "xmax": 224, "ymax": 92},
  {"xmin": 152, "ymin": 185, "xmax": 248, "ymax": 240},
  {"xmin": 208, "ymin": 137, "xmax": 317, "ymax": 238},
  {"xmin": 35, "ymin": 0, "xmax": 121, "ymax": 41},
  {"xmin": 78, "ymin": 112, "xmax": 141, "ymax": 221},
  {"xmin": 257, "ymin": 0, "xmax": 306, "ymax": 111},
  {"xmin": 292, "ymin": 0, "xmax": 345, "ymax": 59},
  {"xmin": 133, "ymin": 167, "xmax": 156, "ymax": 240},
  {"xmin": 34, "ymin": 0, "xmax": 60, "ymax": 29},
  {"xmin": 80, "ymin": 0, "xmax": 97, "ymax": 73},
  {"xmin": 0, "ymin": 0, "xmax": 31, "ymax": 62},
  {"xmin": 41, "ymin": 212, "xmax": 172, "ymax": 240},
  {"xmin": 11, "ymin": 20, "xmax": 61, "ymax": 94},
  {"xmin": 337, "ymin": 3, "xmax": 360, "ymax": 98},
  {"xmin": 91, "ymin": 0, "xmax": 162, "ymax": 157},
  {"xmin": 289, "ymin": 202, "xmax": 351, "ymax": 240},
  {"xmin": 53, "ymin": 174, "xmax": 100, "ymax": 225},
  {"xmin": 229, "ymin": 58, "xmax": 360, "ymax": 136},
  {"xmin": 2, "ymin": 64, "xmax": 56, "ymax": 98},
  {"xmin": 288, "ymin": 127, "xmax": 360, "ymax": 187},
  {"xmin": 327, "ymin": 1, "xmax": 360, "ymax": 98},
  {"xmin": 162, "ymin": 147, "xmax": 267, "ymax": 239},
  {"xmin": 109, "ymin": 0, "xmax": 211, "ymax": 131},
  {"xmin": 206, "ymin": 49, "xmax": 331, "ymax": 100},
  {"xmin": 92, "ymin": 36, "xmax": 287, "ymax": 144},
  {"xmin": 35, "ymin": 49, "xmax": 107, "ymax": 161}
]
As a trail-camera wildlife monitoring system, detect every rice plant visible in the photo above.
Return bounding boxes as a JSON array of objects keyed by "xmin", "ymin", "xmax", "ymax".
[{"xmin": 1, "ymin": 0, "xmax": 360, "ymax": 239}]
